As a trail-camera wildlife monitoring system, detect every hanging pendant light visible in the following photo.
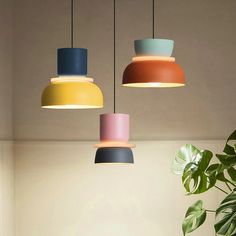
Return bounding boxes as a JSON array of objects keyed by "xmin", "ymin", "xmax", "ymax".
[
  {"xmin": 122, "ymin": 0, "xmax": 185, "ymax": 88},
  {"xmin": 41, "ymin": 0, "xmax": 103, "ymax": 109},
  {"xmin": 94, "ymin": 0, "xmax": 134, "ymax": 164},
  {"xmin": 95, "ymin": 114, "xmax": 134, "ymax": 163}
]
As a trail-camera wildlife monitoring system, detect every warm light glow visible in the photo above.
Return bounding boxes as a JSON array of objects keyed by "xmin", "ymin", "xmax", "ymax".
[
  {"xmin": 132, "ymin": 56, "xmax": 175, "ymax": 62},
  {"xmin": 95, "ymin": 163, "xmax": 134, "ymax": 165},
  {"xmin": 50, "ymin": 76, "xmax": 94, "ymax": 83},
  {"xmin": 94, "ymin": 141, "xmax": 135, "ymax": 148},
  {"xmin": 42, "ymin": 104, "xmax": 102, "ymax": 109},
  {"xmin": 123, "ymin": 82, "xmax": 185, "ymax": 88}
]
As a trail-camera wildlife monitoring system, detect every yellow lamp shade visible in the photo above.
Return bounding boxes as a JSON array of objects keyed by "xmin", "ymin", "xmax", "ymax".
[{"xmin": 41, "ymin": 81, "xmax": 103, "ymax": 109}]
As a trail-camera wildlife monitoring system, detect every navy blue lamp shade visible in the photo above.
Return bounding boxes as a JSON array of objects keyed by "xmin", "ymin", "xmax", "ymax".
[{"xmin": 57, "ymin": 48, "xmax": 87, "ymax": 75}]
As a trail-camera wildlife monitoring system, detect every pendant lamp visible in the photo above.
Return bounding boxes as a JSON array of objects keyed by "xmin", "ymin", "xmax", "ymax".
[
  {"xmin": 41, "ymin": 0, "xmax": 103, "ymax": 109},
  {"xmin": 95, "ymin": 0, "xmax": 135, "ymax": 164},
  {"xmin": 122, "ymin": 0, "xmax": 185, "ymax": 88},
  {"xmin": 95, "ymin": 114, "xmax": 135, "ymax": 163}
]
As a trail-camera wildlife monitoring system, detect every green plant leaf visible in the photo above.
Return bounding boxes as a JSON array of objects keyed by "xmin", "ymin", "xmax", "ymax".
[
  {"xmin": 215, "ymin": 189, "xmax": 236, "ymax": 236},
  {"xmin": 172, "ymin": 144, "xmax": 200, "ymax": 175},
  {"xmin": 228, "ymin": 167, "xmax": 236, "ymax": 182},
  {"xmin": 182, "ymin": 150, "xmax": 216, "ymax": 194},
  {"xmin": 206, "ymin": 163, "xmax": 219, "ymax": 175},
  {"xmin": 206, "ymin": 163, "xmax": 228, "ymax": 184},
  {"xmin": 182, "ymin": 200, "xmax": 206, "ymax": 235},
  {"xmin": 215, "ymin": 154, "xmax": 236, "ymax": 184},
  {"xmin": 223, "ymin": 130, "xmax": 236, "ymax": 155},
  {"xmin": 216, "ymin": 154, "xmax": 236, "ymax": 167},
  {"xmin": 206, "ymin": 163, "xmax": 236, "ymax": 186}
]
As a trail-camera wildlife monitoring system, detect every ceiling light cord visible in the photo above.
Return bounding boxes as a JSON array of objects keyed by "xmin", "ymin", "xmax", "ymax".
[
  {"xmin": 71, "ymin": 0, "xmax": 74, "ymax": 48},
  {"xmin": 152, "ymin": 0, "xmax": 155, "ymax": 38},
  {"xmin": 113, "ymin": 0, "xmax": 116, "ymax": 113}
]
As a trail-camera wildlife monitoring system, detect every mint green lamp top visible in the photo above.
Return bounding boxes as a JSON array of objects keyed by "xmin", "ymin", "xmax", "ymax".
[{"xmin": 134, "ymin": 38, "xmax": 174, "ymax": 57}]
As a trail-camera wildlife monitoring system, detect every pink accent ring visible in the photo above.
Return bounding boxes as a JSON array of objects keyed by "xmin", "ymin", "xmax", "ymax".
[{"xmin": 100, "ymin": 113, "xmax": 129, "ymax": 142}]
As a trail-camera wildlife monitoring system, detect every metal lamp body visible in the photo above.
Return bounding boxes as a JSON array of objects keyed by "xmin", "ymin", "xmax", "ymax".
[
  {"xmin": 122, "ymin": 39, "xmax": 185, "ymax": 88},
  {"xmin": 95, "ymin": 113, "xmax": 134, "ymax": 164},
  {"xmin": 41, "ymin": 48, "xmax": 103, "ymax": 109}
]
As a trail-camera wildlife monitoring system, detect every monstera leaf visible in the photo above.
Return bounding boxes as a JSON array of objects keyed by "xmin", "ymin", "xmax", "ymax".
[
  {"xmin": 206, "ymin": 162, "xmax": 236, "ymax": 186},
  {"xmin": 182, "ymin": 200, "xmax": 206, "ymax": 235},
  {"xmin": 223, "ymin": 130, "xmax": 236, "ymax": 155},
  {"xmin": 172, "ymin": 144, "xmax": 200, "ymax": 175},
  {"xmin": 217, "ymin": 154, "xmax": 236, "ymax": 183},
  {"xmin": 228, "ymin": 167, "xmax": 236, "ymax": 182},
  {"xmin": 215, "ymin": 130, "xmax": 236, "ymax": 184},
  {"xmin": 215, "ymin": 189, "xmax": 236, "ymax": 236},
  {"xmin": 173, "ymin": 130, "xmax": 236, "ymax": 236},
  {"xmin": 182, "ymin": 150, "xmax": 216, "ymax": 194},
  {"xmin": 216, "ymin": 154, "xmax": 236, "ymax": 167}
]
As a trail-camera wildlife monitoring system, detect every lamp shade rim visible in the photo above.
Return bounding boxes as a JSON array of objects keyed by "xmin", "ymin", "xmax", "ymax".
[
  {"xmin": 94, "ymin": 141, "xmax": 135, "ymax": 148},
  {"xmin": 134, "ymin": 38, "xmax": 174, "ymax": 44},
  {"xmin": 41, "ymin": 104, "xmax": 103, "ymax": 109},
  {"xmin": 122, "ymin": 82, "xmax": 185, "ymax": 88},
  {"xmin": 100, "ymin": 113, "xmax": 129, "ymax": 117},
  {"xmin": 58, "ymin": 47, "xmax": 88, "ymax": 51}
]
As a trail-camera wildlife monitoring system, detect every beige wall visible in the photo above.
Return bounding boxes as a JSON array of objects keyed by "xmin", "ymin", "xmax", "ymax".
[
  {"xmin": 0, "ymin": 0, "xmax": 14, "ymax": 236},
  {"xmin": 15, "ymin": 140, "xmax": 224, "ymax": 236},
  {"xmin": 0, "ymin": 1, "xmax": 235, "ymax": 236},
  {"xmin": 0, "ymin": 142, "xmax": 14, "ymax": 236},
  {"xmin": 12, "ymin": 0, "xmax": 236, "ymax": 141}
]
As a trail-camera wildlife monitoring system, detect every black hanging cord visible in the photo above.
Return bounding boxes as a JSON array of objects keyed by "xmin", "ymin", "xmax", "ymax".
[
  {"xmin": 152, "ymin": 0, "xmax": 155, "ymax": 38},
  {"xmin": 71, "ymin": 0, "xmax": 74, "ymax": 48},
  {"xmin": 113, "ymin": 0, "xmax": 116, "ymax": 113}
]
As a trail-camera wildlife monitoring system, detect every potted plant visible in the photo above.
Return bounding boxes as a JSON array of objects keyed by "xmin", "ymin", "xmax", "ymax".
[{"xmin": 172, "ymin": 130, "xmax": 236, "ymax": 236}]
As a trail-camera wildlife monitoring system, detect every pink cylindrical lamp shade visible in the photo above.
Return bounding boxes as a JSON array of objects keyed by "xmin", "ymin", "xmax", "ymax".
[{"xmin": 100, "ymin": 113, "xmax": 129, "ymax": 142}]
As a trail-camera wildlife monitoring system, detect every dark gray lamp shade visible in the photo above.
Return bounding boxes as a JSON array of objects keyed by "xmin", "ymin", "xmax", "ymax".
[{"xmin": 95, "ymin": 147, "xmax": 134, "ymax": 164}]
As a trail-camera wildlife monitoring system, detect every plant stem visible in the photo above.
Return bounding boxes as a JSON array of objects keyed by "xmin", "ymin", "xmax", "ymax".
[
  {"xmin": 214, "ymin": 185, "xmax": 228, "ymax": 194},
  {"xmin": 207, "ymin": 179, "xmax": 229, "ymax": 194},
  {"xmin": 206, "ymin": 209, "xmax": 216, "ymax": 213},
  {"xmin": 222, "ymin": 177, "xmax": 236, "ymax": 188},
  {"xmin": 225, "ymin": 182, "xmax": 232, "ymax": 191}
]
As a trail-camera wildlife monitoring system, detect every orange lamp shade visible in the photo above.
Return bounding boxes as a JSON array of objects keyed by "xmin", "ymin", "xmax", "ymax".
[{"xmin": 123, "ymin": 60, "xmax": 185, "ymax": 88}]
